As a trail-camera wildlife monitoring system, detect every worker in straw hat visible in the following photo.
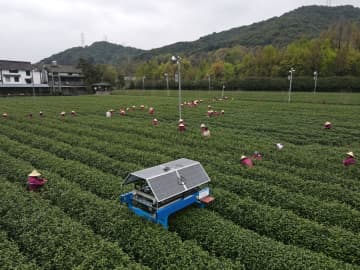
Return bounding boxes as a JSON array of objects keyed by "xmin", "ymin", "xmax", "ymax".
[
  {"xmin": 71, "ymin": 110, "xmax": 77, "ymax": 117},
  {"xmin": 2, "ymin": 112, "xmax": 8, "ymax": 118},
  {"xmin": 152, "ymin": 118, "xmax": 158, "ymax": 126},
  {"xmin": 27, "ymin": 170, "xmax": 48, "ymax": 192},
  {"xmin": 324, "ymin": 121, "xmax": 332, "ymax": 129},
  {"xmin": 251, "ymin": 151, "xmax": 263, "ymax": 160},
  {"xmin": 240, "ymin": 155, "xmax": 253, "ymax": 168},
  {"xmin": 202, "ymin": 127, "xmax": 211, "ymax": 138},
  {"xmin": 343, "ymin": 152, "xmax": 356, "ymax": 167}
]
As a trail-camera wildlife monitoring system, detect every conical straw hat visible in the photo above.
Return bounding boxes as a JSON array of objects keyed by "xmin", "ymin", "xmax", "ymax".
[
  {"xmin": 347, "ymin": 152, "xmax": 355, "ymax": 158},
  {"xmin": 200, "ymin": 123, "xmax": 206, "ymax": 128},
  {"xmin": 28, "ymin": 170, "xmax": 41, "ymax": 177},
  {"xmin": 325, "ymin": 121, "xmax": 331, "ymax": 125},
  {"xmin": 240, "ymin": 155, "xmax": 247, "ymax": 160}
]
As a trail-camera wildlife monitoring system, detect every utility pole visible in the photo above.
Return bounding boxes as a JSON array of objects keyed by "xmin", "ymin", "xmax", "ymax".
[
  {"xmin": 288, "ymin": 68, "xmax": 295, "ymax": 103},
  {"xmin": 172, "ymin": 56, "xmax": 182, "ymax": 120}
]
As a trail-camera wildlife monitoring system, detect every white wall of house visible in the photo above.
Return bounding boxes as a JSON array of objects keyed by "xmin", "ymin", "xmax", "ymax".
[{"xmin": 0, "ymin": 69, "xmax": 42, "ymax": 85}]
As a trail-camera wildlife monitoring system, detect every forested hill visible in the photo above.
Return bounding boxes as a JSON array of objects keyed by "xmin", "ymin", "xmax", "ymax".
[
  {"xmin": 138, "ymin": 5, "xmax": 360, "ymax": 59},
  {"xmin": 39, "ymin": 41, "xmax": 144, "ymax": 65},
  {"xmin": 39, "ymin": 5, "xmax": 360, "ymax": 65}
]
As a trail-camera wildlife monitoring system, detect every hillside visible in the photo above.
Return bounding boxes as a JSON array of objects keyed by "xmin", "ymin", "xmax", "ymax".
[
  {"xmin": 39, "ymin": 41, "xmax": 144, "ymax": 65},
  {"xmin": 39, "ymin": 5, "xmax": 360, "ymax": 65},
  {"xmin": 138, "ymin": 5, "xmax": 360, "ymax": 59}
]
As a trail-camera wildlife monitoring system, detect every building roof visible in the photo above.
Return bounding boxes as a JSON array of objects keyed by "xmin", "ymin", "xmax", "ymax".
[
  {"xmin": 124, "ymin": 158, "xmax": 211, "ymax": 202},
  {"xmin": 0, "ymin": 60, "xmax": 31, "ymax": 70},
  {"xmin": 43, "ymin": 64, "xmax": 82, "ymax": 74}
]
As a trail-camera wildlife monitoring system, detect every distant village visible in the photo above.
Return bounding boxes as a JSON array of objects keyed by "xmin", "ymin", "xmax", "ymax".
[{"xmin": 0, "ymin": 59, "xmax": 112, "ymax": 96}]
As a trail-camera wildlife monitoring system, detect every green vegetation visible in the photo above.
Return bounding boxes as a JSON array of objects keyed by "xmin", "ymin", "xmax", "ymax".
[
  {"xmin": 37, "ymin": 5, "xmax": 360, "ymax": 91},
  {"xmin": 0, "ymin": 91, "xmax": 359, "ymax": 269}
]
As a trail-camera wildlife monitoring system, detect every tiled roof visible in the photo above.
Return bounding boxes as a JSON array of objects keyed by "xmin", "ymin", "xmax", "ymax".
[{"xmin": 0, "ymin": 60, "xmax": 32, "ymax": 70}]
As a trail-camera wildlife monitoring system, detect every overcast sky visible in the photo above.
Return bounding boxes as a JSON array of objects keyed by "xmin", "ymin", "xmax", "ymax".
[{"xmin": 1, "ymin": 0, "xmax": 359, "ymax": 62}]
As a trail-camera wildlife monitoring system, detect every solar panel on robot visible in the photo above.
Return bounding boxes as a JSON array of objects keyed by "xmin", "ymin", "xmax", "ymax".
[{"xmin": 120, "ymin": 158, "xmax": 214, "ymax": 229}]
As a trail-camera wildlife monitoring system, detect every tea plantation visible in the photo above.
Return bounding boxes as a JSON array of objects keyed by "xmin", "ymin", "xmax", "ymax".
[{"xmin": 0, "ymin": 90, "xmax": 359, "ymax": 269}]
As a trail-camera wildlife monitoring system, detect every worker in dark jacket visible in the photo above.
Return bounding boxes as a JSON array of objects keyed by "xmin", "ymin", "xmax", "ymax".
[
  {"xmin": 27, "ymin": 170, "xmax": 47, "ymax": 192},
  {"xmin": 343, "ymin": 152, "xmax": 356, "ymax": 167}
]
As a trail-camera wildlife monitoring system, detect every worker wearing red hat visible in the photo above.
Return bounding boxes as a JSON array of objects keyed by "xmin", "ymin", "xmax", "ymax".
[
  {"xmin": 343, "ymin": 152, "xmax": 356, "ymax": 166},
  {"xmin": 240, "ymin": 155, "xmax": 253, "ymax": 168}
]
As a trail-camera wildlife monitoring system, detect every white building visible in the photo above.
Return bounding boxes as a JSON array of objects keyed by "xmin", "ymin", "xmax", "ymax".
[{"xmin": 0, "ymin": 60, "xmax": 49, "ymax": 95}]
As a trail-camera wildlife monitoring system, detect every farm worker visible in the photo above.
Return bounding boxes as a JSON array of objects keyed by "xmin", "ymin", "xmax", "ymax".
[
  {"xmin": 200, "ymin": 123, "xmax": 206, "ymax": 132},
  {"xmin": 71, "ymin": 111, "xmax": 77, "ymax": 117},
  {"xmin": 27, "ymin": 170, "xmax": 47, "ymax": 192},
  {"xmin": 221, "ymin": 110, "xmax": 225, "ymax": 115},
  {"xmin": 179, "ymin": 119, "xmax": 184, "ymax": 124},
  {"xmin": 207, "ymin": 110, "xmax": 214, "ymax": 117},
  {"xmin": 60, "ymin": 111, "xmax": 66, "ymax": 117},
  {"xmin": 343, "ymin": 152, "xmax": 356, "ymax": 166},
  {"xmin": 214, "ymin": 111, "xmax": 220, "ymax": 116},
  {"xmin": 252, "ymin": 151, "xmax": 263, "ymax": 160},
  {"xmin": 324, "ymin": 121, "xmax": 332, "ymax": 129},
  {"xmin": 39, "ymin": 111, "xmax": 44, "ymax": 117},
  {"xmin": 202, "ymin": 127, "xmax": 211, "ymax": 138},
  {"xmin": 240, "ymin": 155, "xmax": 253, "ymax": 168},
  {"xmin": 140, "ymin": 105, "xmax": 145, "ymax": 110},
  {"xmin": 208, "ymin": 105, "xmax": 212, "ymax": 109},
  {"xmin": 110, "ymin": 109, "xmax": 115, "ymax": 115},
  {"xmin": 276, "ymin": 143, "xmax": 284, "ymax": 150},
  {"xmin": 120, "ymin": 109, "xmax": 126, "ymax": 116},
  {"xmin": 2, "ymin": 113, "xmax": 8, "ymax": 118},
  {"xmin": 131, "ymin": 105, "xmax": 136, "ymax": 111},
  {"xmin": 149, "ymin": 107, "xmax": 154, "ymax": 115},
  {"xmin": 27, "ymin": 113, "xmax": 33, "ymax": 119},
  {"xmin": 152, "ymin": 118, "xmax": 158, "ymax": 126},
  {"xmin": 106, "ymin": 111, "xmax": 112, "ymax": 118},
  {"xmin": 178, "ymin": 123, "xmax": 186, "ymax": 132}
]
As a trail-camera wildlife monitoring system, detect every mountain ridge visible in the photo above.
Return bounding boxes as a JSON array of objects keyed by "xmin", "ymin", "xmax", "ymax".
[{"xmin": 39, "ymin": 5, "xmax": 360, "ymax": 65}]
